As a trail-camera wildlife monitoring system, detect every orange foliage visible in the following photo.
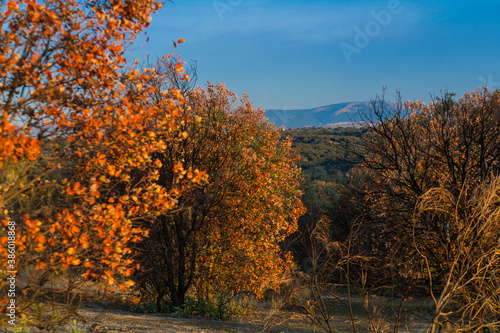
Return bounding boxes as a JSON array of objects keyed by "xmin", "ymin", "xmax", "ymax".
[
  {"xmin": 0, "ymin": 0, "xmax": 204, "ymax": 328},
  {"xmin": 133, "ymin": 65, "xmax": 305, "ymax": 307},
  {"xmin": 190, "ymin": 85, "xmax": 305, "ymax": 298},
  {"xmin": 0, "ymin": 0, "xmax": 305, "ymax": 326}
]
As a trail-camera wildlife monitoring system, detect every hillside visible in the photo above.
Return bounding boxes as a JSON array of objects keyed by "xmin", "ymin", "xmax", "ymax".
[
  {"xmin": 266, "ymin": 101, "xmax": 371, "ymax": 128},
  {"xmin": 284, "ymin": 126, "xmax": 365, "ymax": 182}
]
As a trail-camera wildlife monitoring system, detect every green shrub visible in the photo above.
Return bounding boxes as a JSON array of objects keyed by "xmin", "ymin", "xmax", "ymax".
[
  {"xmin": 131, "ymin": 301, "xmax": 170, "ymax": 314},
  {"xmin": 131, "ymin": 294, "xmax": 236, "ymax": 320}
]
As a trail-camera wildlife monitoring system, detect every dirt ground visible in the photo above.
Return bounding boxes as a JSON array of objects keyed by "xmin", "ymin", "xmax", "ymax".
[
  {"xmin": 70, "ymin": 296, "xmax": 433, "ymax": 333},
  {"xmin": 0, "ymin": 294, "xmax": 434, "ymax": 332},
  {"xmin": 77, "ymin": 302, "xmax": 317, "ymax": 333}
]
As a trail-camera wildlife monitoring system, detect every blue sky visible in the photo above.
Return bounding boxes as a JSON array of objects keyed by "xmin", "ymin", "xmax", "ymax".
[{"xmin": 127, "ymin": 0, "xmax": 500, "ymax": 110}]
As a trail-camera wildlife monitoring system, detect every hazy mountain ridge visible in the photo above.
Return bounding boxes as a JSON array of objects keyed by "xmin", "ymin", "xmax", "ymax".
[{"xmin": 265, "ymin": 101, "xmax": 372, "ymax": 128}]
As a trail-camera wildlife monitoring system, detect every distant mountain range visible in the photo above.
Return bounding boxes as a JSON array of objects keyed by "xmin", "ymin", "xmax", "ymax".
[{"xmin": 265, "ymin": 101, "xmax": 372, "ymax": 128}]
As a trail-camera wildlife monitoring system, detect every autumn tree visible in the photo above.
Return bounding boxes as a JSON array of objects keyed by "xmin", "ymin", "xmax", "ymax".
[
  {"xmin": 132, "ymin": 59, "xmax": 305, "ymax": 309},
  {"xmin": 0, "ymin": 0, "xmax": 205, "ymax": 329},
  {"xmin": 339, "ymin": 87, "xmax": 500, "ymax": 326}
]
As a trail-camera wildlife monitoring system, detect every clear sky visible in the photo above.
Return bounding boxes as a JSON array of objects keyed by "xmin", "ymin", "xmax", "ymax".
[{"xmin": 127, "ymin": 0, "xmax": 500, "ymax": 110}]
